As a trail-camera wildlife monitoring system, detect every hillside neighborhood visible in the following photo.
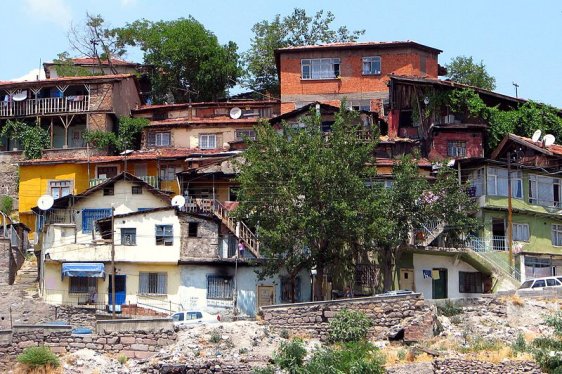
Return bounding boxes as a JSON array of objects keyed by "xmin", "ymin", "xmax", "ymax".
[{"xmin": 0, "ymin": 6, "xmax": 562, "ymax": 374}]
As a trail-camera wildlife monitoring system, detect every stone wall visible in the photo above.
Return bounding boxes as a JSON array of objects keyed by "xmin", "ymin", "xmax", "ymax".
[
  {"xmin": 0, "ymin": 238, "xmax": 14, "ymax": 286},
  {"xmin": 0, "ymin": 152, "xmax": 22, "ymax": 203},
  {"xmin": 261, "ymin": 294, "xmax": 436, "ymax": 342},
  {"xmin": 51, "ymin": 305, "xmax": 98, "ymax": 329},
  {"xmin": 180, "ymin": 214, "xmax": 219, "ymax": 259},
  {"xmin": 433, "ymin": 358, "xmax": 542, "ymax": 373},
  {"xmin": 152, "ymin": 362, "xmax": 253, "ymax": 374},
  {"xmin": 0, "ymin": 327, "xmax": 177, "ymax": 369}
]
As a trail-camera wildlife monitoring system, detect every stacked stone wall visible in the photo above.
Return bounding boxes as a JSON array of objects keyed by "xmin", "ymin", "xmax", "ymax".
[
  {"xmin": 262, "ymin": 294, "xmax": 436, "ymax": 342},
  {"xmin": 433, "ymin": 358, "xmax": 541, "ymax": 373}
]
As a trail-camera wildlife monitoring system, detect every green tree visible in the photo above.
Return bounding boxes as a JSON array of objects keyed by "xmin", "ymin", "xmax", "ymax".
[
  {"xmin": 83, "ymin": 116, "xmax": 148, "ymax": 153},
  {"xmin": 243, "ymin": 9, "xmax": 365, "ymax": 95},
  {"xmin": 0, "ymin": 120, "xmax": 50, "ymax": 159},
  {"xmin": 235, "ymin": 107, "xmax": 376, "ymax": 300},
  {"xmin": 52, "ymin": 52, "xmax": 93, "ymax": 77},
  {"xmin": 445, "ymin": 56, "xmax": 496, "ymax": 90},
  {"xmin": 112, "ymin": 17, "xmax": 240, "ymax": 103}
]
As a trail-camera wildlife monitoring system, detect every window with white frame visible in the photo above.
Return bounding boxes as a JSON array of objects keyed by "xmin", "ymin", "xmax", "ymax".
[
  {"xmin": 139, "ymin": 272, "xmax": 167, "ymax": 294},
  {"xmin": 553, "ymin": 225, "xmax": 562, "ymax": 246},
  {"xmin": 121, "ymin": 228, "xmax": 136, "ymax": 246},
  {"xmin": 301, "ymin": 58, "xmax": 340, "ymax": 80},
  {"xmin": 155, "ymin": 224, "xmax": 173, "ymax": 246},
  {"xmin": 199, "ymin": 134, "xmax": 217, "ymax": 149},
  {"xmin": 147, "ymin": 132, "xmax": 171, "ymax": 147},
  {"xmin": 362, "ymin": 56, "xmax": 381, "ymax": 75},
  {"xmin": 529, "ymin": 174, "xmax": 561, "ymax": 207},
  {"xmin": 512, "ymin": 223, "xmax": 530, "ymax": 242},
  {"xmin": 49, "ymin": 180, "xmax": 71, "ymax": 199},
  {"xmin": 346, "ymin": 100, "xmax": 371, "ymax": 111},
  {"xmin": 447, "ymin": 141, "xmax": 467, "ymax": 158},
  {"xmin": 235, "ymin": 129, "xmax": 256, "ymax": 141},
  {"xmin": 486, "ymin": 167, "xmax": 522, "ymax": 198}
]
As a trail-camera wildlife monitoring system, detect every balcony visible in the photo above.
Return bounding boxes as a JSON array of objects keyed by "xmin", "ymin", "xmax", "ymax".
[
  {"xmin": 89, "ymin": 175, "xmax": 159, "ymax": 189},
  {"xmin": 0, "ymin": 96, "xmax": 90, "ymax": 118},
  {"xmin": 466, "ymin": 236, "xmax": 508, "ymax": 252}
]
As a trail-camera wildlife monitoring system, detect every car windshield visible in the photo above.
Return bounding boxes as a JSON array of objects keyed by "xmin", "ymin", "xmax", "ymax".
[{"xmin": 519, "ymin": 280, "xmax": 533, "ymax": 289}]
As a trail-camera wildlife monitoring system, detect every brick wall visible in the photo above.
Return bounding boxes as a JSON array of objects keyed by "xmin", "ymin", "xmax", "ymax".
[
  {"xmin": 261, "ymin": 294, "xmax": 436, "ymax": 342},
  {"xmin": 430, "ymin": 131, "xmax": 484, "ymax": 160},
  {"xmin": 180, "ymin": 215, "xmax": 219, "ymax": 259},
  {"xmin": 89, "ymin": 83, "xmax": 114, "ymax": 112}
]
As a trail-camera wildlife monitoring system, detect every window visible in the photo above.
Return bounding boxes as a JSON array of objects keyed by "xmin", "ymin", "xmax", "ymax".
[
  {"xmin": 533, "ymin": 279, "xmax": 546, "ymax": 288},
  {"xmin": 156, "ymin": 224, "xmax": 173, "ymax": 246},
  {"xmin": 301, "ymin": 58, "xmax": 340, "ymax": 80},
  {"xmin": 49, "ymin": 180, "xmax": 71, "ymax": 199},
  {"xmin": 281, "ymin": 276, "xmax": 301, "ymax": 302},
  {"xmin": 347, "ymin": 100, "xmax": 371, "ymax": 112},
  {"xmin": 82, "ymin": 209, "xmax": 112, "ymax": 233},
  {"xmin": 147, "ymin": 132, "xmax": 171, "ymax": 147},
  {"xmin": 447, "ymin": 141, "xmax": 467, "ymax": 158},
  {"xmin": 235, "ymin": 129, "xmax": 256, "ymax": 141},
  {"xmin": 103, "ymin": 187, "xmax": 114, "ymax": 196},
  {"xmin": 547, "ymin": 278, "xmax": 561, "ymax": 287},
  {"xmin": 529, "ymin": 174, "xmax": 561, "ymax": 207},
  {"xmin": 121, "ymin": 228, "xmax": 136, "ymax": 246},
  {"xmin": 362, "ymin": 56, "xmax": 381, "ymax": 75},
  {"xmin": 159, "ymin": 166, "xmax": 177, "ymax": 181},
  {"xmin": 229, "ymin": 187, "xmax": 239, "ymax": 201},
  {"xmin": 199, "ymin": 134, "xmax": 217, "ymax": 149},
  {"xmin": 207, "ymin": 275, "xmax": 233, "ymax": 299},
  {"xmin": 553, "ymin": 225, "xmax": 562, "ymax": 246},
  {"xmin": 486, "ymin": 167, "xmax": 522, "ymax": 198},
  {"xmin": 459, "ymin": 271, "xmax": 483, "ymax": 293},
  {"xmin": 513, "ymin": 223, "xmax": 530, "ymax": 242},
  {"xmin": 131, "ymin": 185, "xmax": 142, "ymax": 195},
  {"xmin": 188, "ymin": 222, "xmax": 199, "ymax": 238},
  {"xmin": 69, "ymin": 277, "xmax": 96, "ymax": 294},
  {"xmin": 97, "ymin": 166, "xmax": 118, "ymax": 179},
  {"xmin": 139, "ymin": 272, "xmax": 167, "ymax": 294},
  {"xmin": 420, "ymin": 55, "xmax": 427, "ymax": 74}
]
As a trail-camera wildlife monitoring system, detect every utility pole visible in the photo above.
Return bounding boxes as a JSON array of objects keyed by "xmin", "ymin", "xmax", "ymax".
[
  {"xmin": 512, "ymin": 82, "xmax": 519, "ymax": 99},
  {"xmin": 111, "ymin": 205, "xmax": 116, "ymax": 319},
  {"xmin": 507, "ymin": 152, "xmax": 514, "ymax": 273}
]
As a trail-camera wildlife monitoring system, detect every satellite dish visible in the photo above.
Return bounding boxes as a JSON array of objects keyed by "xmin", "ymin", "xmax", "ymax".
[
  {"xmin": 531, "ymin": 130, "xmax": 542, "ymax": 142},
  {"xmin": 37, "ymin": 195, "xmax": 54, "ymax": 211},
  {"xmin": 229, "ymin": 107, "xmax": 242, "ymax": 119},
  {"xmin": 171, "ymin": 195, "xmax": 186, "ymax": 208},
  {"xmin": 423, "ymin": 96, "xmax": 430, "ymax": 105},
  {"xmin": 12, "ymin": 91, "xmax": 27, "ymax": 102},
  {"xmin": 544, "ymin": 134, "xmax": 556, "ymax": 147}
]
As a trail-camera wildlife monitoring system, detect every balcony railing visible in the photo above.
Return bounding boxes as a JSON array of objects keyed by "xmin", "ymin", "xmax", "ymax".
[
  {"xmin": 466, "ymin": 235, "xmax": 508, "ymax": 252},
  {"xmin": 0, "ymin": 96, "xmax": 90, "ymax": 117},
  {"xmin": 89, "ymin": 175, "xmax": 159, "ymax": 189}
]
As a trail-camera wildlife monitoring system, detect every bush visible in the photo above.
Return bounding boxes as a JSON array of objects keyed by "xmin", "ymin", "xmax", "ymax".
[
  {"xmin": 209, "ymin": 328, "xmax": 222, "ymax": 343},
  {"xmin": 273, "ymin": 338, "xmax": 307, "ymax": 373},
  {"xmin": 437, "ymin": 300, "xmax": 462, "ymax": 317},
  {"xmin": 328, "ymin": 309, "xmax": 372, "ymax": 343},
  {"xmin": 252, "ymin": 366, "xmax": 275, "ymax": 374},
  {"xmin": 305, "ymin": 341, "xmax": 384, "ymax": 374},
  {"xmin": 512, "ymin": 332, "xmax": 527, "ymax": 353},
  {"xmin": 532, "ymin": 312, "xmax": 562, "ymax": 373},
  {"xmin": 17, "ymin": 346, "xmax": 60, "ymax": 368},
  {"xmin": 280, "ymin": 328, "xmax": 290, "ymax": 339},
  {"xmin": 117, "ymin": 354, "xmax": 128, "ymax": 364}
]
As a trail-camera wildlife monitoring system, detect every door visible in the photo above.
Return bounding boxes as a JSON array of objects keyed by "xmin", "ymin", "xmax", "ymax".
[
  {"xmin": 108, "ymin": 275, "xmax": 127, "ymax": 306},
  {"xmin": 432, "ymin": 268, "xmax": 447, "ymax": 299},
  {"xmin": 492, "ymin": 218, "xmax": 506, "ymax": 251},
  {"xmin": 399, "ymin": 268, "xmax": 414, "ymax": 291},
  {"xmin": 257, "ymin": 285, "xmax": 274, "ymax": 308}
]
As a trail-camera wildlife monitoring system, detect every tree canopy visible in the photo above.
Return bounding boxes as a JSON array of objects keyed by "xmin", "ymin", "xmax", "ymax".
[
  {"xmin": 242, "ymin": 8, "xmax": 365, "ymax": 95},
  {"xmin": 112, "ymin": 17, "xmax": 240, "ymax": 103},
  {"xmin": 445, "ymin": 56, "xmax": 496, "ymax": 90}
]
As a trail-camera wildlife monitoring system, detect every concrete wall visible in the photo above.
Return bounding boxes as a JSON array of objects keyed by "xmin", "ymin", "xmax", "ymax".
[
  {"xmin": 413, "ymin": 253, "xmax": 484, "ymax": 299},
  {"xmin": 261, "ymin": 293, "xmax": 435, "ymax": 342},
  {"xmin": 178, "ymin": 265, "xmax": 311, "ymax": 317},
  {"xmin": 95, "ymin": 318, "xmax": 172, "ymax": 334}
]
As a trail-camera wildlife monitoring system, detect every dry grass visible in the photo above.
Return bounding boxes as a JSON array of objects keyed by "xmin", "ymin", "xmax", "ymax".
[
  {"xmin": 382, "ymin": 345, "xmax": 433, "ymax": 365},
  {"xmin": 500, "ymin": 294, "xmax": 525, "ymax": 307},
  {"xmin": 13, "ymin": 364, "xmax": 62, "ymax": 374}
]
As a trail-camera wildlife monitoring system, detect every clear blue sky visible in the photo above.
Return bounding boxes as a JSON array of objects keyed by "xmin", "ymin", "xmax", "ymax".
[{"xmin": 1, "ymin": 0, "xmax": 560, "ymax": 107}]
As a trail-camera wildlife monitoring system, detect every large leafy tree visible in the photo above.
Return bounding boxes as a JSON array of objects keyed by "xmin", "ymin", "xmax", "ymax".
[
  {"xmin": 445, "ymin": 56, "xmax": 496, "ymax": 90},
  {"xmin": 112, "ymin": 17, "xmax": 240, "ymax": 103},
  {"xmin": 243, "ymin": 9, "xmax": 365, "ymax": 95},
  {"xmin": 235, "ymin": 108, "xmax": 376, "ymax": 300}
]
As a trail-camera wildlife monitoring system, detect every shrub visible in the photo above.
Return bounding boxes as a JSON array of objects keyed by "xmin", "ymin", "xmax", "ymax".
[
  {"xmin": 328, "ymin": 309, "xmax": 372, "ymax": 343},
  {"xmin": 532, "ymin": 312, "xmax": 562, "ymax": 373},
  {"xmin": 273, "ymin": 338, "xmax": 307, "ymax": 373},
  {"xmin": 280, "ymin": 328, "xmax": 290, "ymax": 339},
  {"xmin": 252, "ymin": 366, "xmax": 275, "ymax": 374},
  {"xmin": 397, "ymin": 349, "xmax": 406, "ymax": 361},
  {"xmin": 117, "ymin": 354, "xmax": 128, "ymax": 364},
  {"xmin": 305, "ymin": 341, "xmax": 384, "ymax": 374},
  {"xmin": 209, "ymin": 328, "xmax": 222, "ymax": 343},
  {"xmin": 0, "ymin": 195, "xmax": 13, "ymax": 215},
  {"xmin": 437, "ymin": 300, "xmax": 462, "ymax": 317},
  {"xmin": 239, "ymin": 347, "xmax": 249, "ymax": 354},
  {"xmin": 17, "ymin": 346, "xmax": 60, "ymax": 368},
  {"xmin": 512, "ymin": 332, "xmax": 527, "ymax": 353}
]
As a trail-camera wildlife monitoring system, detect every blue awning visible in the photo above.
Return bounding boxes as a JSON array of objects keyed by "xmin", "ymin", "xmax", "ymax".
[{"xmin": 61, "ymin": 263, "xmax": 105, "ymax": 278}]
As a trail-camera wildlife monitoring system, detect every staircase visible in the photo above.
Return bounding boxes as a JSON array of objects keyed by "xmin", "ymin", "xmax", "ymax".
[
  {"xmin": 465, "ymin": 248, "xmax": 521, "ymax": 290},
  {"xmin": 414, "ymin": 221, "xmax": 446, "ymax": 247},
  {"xmin": 187, "ymin": 198, "xmax": 260, "ymax": 257}
]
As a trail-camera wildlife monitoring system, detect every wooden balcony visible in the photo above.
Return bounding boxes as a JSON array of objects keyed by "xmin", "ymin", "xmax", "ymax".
[
  {"xmin": 89, "ymin": 175, "xmax": 159, "ymax": 189},
  {"xmin": 0, "ymin": 96, "xmax": 90, "ymax": 118}
]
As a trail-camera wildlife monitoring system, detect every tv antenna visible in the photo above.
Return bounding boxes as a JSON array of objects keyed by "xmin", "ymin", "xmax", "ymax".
[
  {"xmin": 531, "ymin": 130, "xmax": 541, "ymax": 142},
  {"xmin": 171, "ymin": 195, "xmax": 186, "ymax": 208},
  {"xmin": 37, "ymin": 195, "xmax": 54, "ymax": 211}
]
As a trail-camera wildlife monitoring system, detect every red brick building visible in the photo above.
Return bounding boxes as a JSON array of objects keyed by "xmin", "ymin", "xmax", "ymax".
[{"xmin": 275, "ymin": 41, "xmax": 442, "ymax": 114}]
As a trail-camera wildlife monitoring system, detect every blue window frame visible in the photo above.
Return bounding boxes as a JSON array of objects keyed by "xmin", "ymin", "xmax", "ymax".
[{"xmin": 82, "ymin": 209, "xmax": 112, "ymax": 233}]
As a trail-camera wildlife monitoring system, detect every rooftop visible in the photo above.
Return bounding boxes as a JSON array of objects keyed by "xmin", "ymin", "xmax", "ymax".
[
  {"xmin": 275, "ymin": 40, "xmax": 442, "ymax": 54},
  {"xmin": 44, "ymin": 57, "xmax": 138, "ymax": 67},
  {"xmin": 0, "ymin": 74, "xmax": 136, "ymax": 90}
]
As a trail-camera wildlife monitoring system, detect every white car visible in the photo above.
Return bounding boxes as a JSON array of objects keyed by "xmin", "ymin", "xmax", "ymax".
[
  {"xmin": 171, "ymin": 311, "xmax": 221, "ymax": 325},
  {"xmin": 518, "ymin": 276, "xmax": 562, "ymax": 291}
]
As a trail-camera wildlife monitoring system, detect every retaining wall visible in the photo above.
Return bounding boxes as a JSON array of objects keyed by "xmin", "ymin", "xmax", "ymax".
[
  {"xmin": 433, "ymin": 358, "xmax": 542, "ymax": 373},
  {"xmin": 261, "ymin": 293, "xmax": 436, "ymax": 342}
]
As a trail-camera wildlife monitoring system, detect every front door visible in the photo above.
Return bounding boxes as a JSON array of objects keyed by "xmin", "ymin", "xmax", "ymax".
[
  {"xmin": 399, "ymin": 268, "xmax": 415, "ymax": 291},
  {"xmin": 257, "ymin": 285, "xmax": 274, "ymax": 308},
  {"xmin": 108, "ymin": 275, "xmax": 127, "ymax": 307},
  {"xmin": 432, "ymin": 268, "xmax": 447, "ymax": 299}
]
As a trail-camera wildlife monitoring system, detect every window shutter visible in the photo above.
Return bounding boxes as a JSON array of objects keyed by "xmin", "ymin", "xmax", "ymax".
[
  {"xmin": 139, "ymin": 272, "xmax": 148, "ymax": 294},
  {"xmin": 158, "ymin": 273, "xmax": 167, "ymax": 294}
]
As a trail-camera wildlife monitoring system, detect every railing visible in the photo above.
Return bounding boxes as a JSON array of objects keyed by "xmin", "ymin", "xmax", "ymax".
[
  {"xmin": 0, "ymin": 96, "xmax": 90, "ymax": 117},
  {"xmin": 414, "ymin": 220, "xmax": 445, "ymax": 246},
  {"xmin": 136, "ymin": 294, "xmax": 182, "ymax": 314},
  {"xmin": 466, "ymin": 236, "xmax": 508, "ymax": 252},
  {"xmin": 46, "ymin": 209, "xmax": 75, "ymax": 225},
  {"xmin": 467, "ymin": 248, "xmax": 522, "ymax": 282},
  {"xmin": 89, "ymin": 175, "xmax": 160, "ymax": 188}
]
